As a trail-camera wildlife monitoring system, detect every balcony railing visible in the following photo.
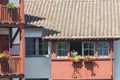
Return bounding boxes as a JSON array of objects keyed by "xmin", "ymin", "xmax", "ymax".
[
  {"xmin": 0, "ymin": 56, "xmax": 23, "ymax": 75},
  {"xmin": 0, "ymin": 5, "xmax": 21, "ymax": 23}
]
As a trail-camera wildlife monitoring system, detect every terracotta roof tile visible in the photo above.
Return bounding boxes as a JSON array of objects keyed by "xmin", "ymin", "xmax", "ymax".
[{"xmin": 25, "ymin": 0, "xmax": 120, "ymax": 39}]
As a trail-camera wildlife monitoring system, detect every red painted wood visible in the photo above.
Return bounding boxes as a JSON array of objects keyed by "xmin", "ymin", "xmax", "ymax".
[
  {"xmin": 0, "ymin": 0, "xmax": 8, "ymax": 5},
  {"xmin": 52, "ymin": 41, "xmax": 114, "ymax": 79},
  {"xmin": 0, "ymin": 35, "xmax": 9, "ymax": 53},
  {"xmin": 0, "ymin": 56, "xmax": 21, "ymax": 74}
]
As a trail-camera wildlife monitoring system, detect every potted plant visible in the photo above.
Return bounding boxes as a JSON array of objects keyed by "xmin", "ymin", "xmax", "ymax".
[
  {"xmin": 0, "ymin": 50, "xmax": 10, "ymax": 62},
  {"xmin": 84, "ymin": 56, "xmax": 97, "ymax": 63},
  {"xmin": 7, "ymin": 2, "xmax": 17, "ymax": 9},
  {"xmin": 0, "ymin": 50, "xmax": 10, "ymax": 73}
]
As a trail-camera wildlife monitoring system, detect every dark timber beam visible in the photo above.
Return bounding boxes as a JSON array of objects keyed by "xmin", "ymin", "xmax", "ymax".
[{"xmin": 10, "ymin": 28, "xmax": 20, "ymax": 48}]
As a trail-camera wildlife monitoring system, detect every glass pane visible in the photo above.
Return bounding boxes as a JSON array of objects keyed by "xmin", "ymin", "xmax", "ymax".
[
  {"xmin": 84, "ymin": 43, "xmax": 88, "ymax": 49},
  {"xmin": 57, "ymin": 42, "xmax": 67, "ymax": 49},
  {"xmin": 44, "ymin": 50, "xmax": 48, "ymax": 55},
  {"xmin": 39, "ymin": 43, "xmax": 42, "ymax": 49},
  {"xmin": 89, "ymin": 50, "xmax": 94, "ymax": 56},
  {"xmin": 57, "ymin": 43, "xmax": 62, "ymax": 49},
  {"xmin": 84, "ymin": 50, "xmax": 88, "ymax": 56},
  {"xmin": 97, "ymin": 42, "xmax": 109, "ymax": 57},
  {"xmin": 62, "ymin": 50, "xmax": 67, "ymax": 56},
  {"xmin": 29, "ymin": 50, "xmax": 35, "ymax": 55},
  {"xmin": 57, "ymin": 50, "xmax": 62, "ymax": 56},
  {"xmin": 43, "ymin": 40, "xmax": 48, "ymax": 43},
  {"xmin": 61, "ymin": 43, "xmax": 67, "ymax": 49},
  {"xmin": 39, "ymin": 40, "xmax": 48, "ymax": 55},
  {"xmin": 98, "ymin": 49, "xmax": 102, "ymax": 56},
  {"xmin": 103, "ymin": 43, "xmax": 108, "ymax": 48},
  {"xmin": 25, "ymin": 38, "xmax": 35, "ymax": 56},
  {"xmin": 39, "ymin": 50, "xmax": 43, "ymax": 55},
  {"xmin": 43, "ymin": 43, "xmax": 48, "ymax": 49},
  {"xmin": 57, "ymin": 50, "xmax": 67, "ymax": 56},
  {"xmin": 89, "ymin": 43, "xmax": 94, "ymax": 49},
  {"xmin": 104, "ymin": 49, "xmax": 108, "ymax": 56}
]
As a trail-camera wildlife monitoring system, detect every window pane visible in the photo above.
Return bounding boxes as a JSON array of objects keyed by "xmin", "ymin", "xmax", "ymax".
[
  {"xmin": 83, "ymin": 42, "xmax": 94, "ymax": 56},
  {"xmin": 84, "ymin": 43, "xmax": 88, "ymax": 49},
  {"xmin": 39, "ymin": 40, "xmax": 48, "ymax": 55},
  {"xmin": 56, "ymin": 42, "xmax": 67, "ymax": 57},
  {"xmin": 97, "ymin": 42, "xmax": 109, "ymax": 57},
  {"xmin": 57, "ymin": 43, "xmax": 67, "ymax": 49},
  {"xmin": 57, "ymin": 50, "xmax": 62, "ymax": 56},
  {"xmin": 39, "ymin": 50, "xmax": 43, "ymax": 55},
  {"xmin": 44, "ymin": 43, "xmax": 48, "ymax": 49},
  {"xmin": 43, "ymin": 50, "xmax": 48, "ymax": 55},
  {"xmin": 98, "ymin": 49, "xmax": 102, "ymax": 56},
  {"xmin": 104, "ymin": 49, "xmax": 108, "ymax": 56},
  {"xmin": 89, "ymin": 43, "xmax": 94, "ymax": 49},
  {"xmin": 89, "ymin": 50, "xmax": 94, "ymax": 56},
  {"xmin": 84, "ymin": 50, "xmax": 88, "ymax": 56},
  {"xmin": 57, "ymin": 50, "xmax": 67, "ymax": 57},
  {"xmin": 25, "ymin": 38, "xmax": 35, "ymax": 56}
]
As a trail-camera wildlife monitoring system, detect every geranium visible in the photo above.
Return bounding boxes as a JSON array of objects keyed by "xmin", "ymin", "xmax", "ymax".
[{"xmin": 84, "ymin": 56, "xmax": 97, "ymax": 62}]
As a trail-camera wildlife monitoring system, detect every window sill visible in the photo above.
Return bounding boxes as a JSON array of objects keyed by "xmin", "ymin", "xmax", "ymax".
[
  {"xmin": 52, "ymin": 58, "xmax": 113, "ymax": 61},
  {"xmin": 26, "ymin": 55, "xmax": 50, "ymax": 58}
]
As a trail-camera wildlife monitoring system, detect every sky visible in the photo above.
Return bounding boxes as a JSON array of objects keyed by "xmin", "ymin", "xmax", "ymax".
[{"xmin": 9, "ymin": 0, "xmax": 19, "ymax": 5}]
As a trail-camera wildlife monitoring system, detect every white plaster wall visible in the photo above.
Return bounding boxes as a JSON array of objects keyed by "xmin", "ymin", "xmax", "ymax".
[
  {"xmin": 25, "ymin": 28, "xmax": 51, "ymax": 80},
  {"xmin": 9, "ymin": 28, "xmax": 20, "ymax": 55},
  {"xmin": 25, "ymin": 57, "xmax": 51, "ymax": 80},
  {"xmin": 25, "ymin": 28, "xmax": 42, "ymax": 37},
  {"xmin": 0, "ymin": 28, "xmax": 9, "ymax": 34},
  {"xmin": 114, "ymin": 40, "xmax": 120, "ymax": 80},
  {"xmin": 12, "ymin": 28, "xmax": 20, "ymax": 44}
]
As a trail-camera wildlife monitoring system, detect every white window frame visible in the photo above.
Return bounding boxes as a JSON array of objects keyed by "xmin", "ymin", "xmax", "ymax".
[
  {"xmin": 25, "ymin": 37, "xmax": 49, "ymax": 57},
  {"xmin": 82, "ymin": 42, "xmax": 95, "ymax": 56},
  {"xmin": 56, "ymin": 42, "xmax": 68, "ymax": 58},
  {"xmin": 97, "ymin": 41, "xmax": 109, "ymax": 58}
]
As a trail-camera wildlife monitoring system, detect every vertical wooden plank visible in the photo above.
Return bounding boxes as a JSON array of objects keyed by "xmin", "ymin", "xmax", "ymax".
[
  {"xmin": 20, "ymin": 27, "xmax": 25, "ymax": 73},
  {"xmin": 67, "ymin": 42, "xmax": 70, "ymax": 58},
  {"xmin": 0, "ymin": 4, "xmax": 1, "ymax": 21},
  {"xmin": 9, "ymin": 28, "xmax": 12, "ymax": 48},
  {"xmin": 20, "ymin": 0, "xmax": 24, "ymax": 23},
  {"xmin": 109, "ymin": 40, "xmax": 114, "ymax": 78}
]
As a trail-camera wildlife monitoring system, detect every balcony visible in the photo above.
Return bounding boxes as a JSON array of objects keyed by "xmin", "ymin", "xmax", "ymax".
[
  {"xmin": 0, "ymin": 5, "xmax": 21, "ymax": 23},
  {"xmin": 52, "ymin": 59, "xmax": 113, "ymax": 80},
  {"xmin": 0, "ymin": 56, "xmax": 24, "ymax": 78}
]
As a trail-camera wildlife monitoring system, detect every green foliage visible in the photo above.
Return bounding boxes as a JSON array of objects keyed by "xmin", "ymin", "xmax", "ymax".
[
  {"xmin": 70, "ymin": 55, "xmax": 84, "ymax": 62},
  {"xmin": 7, "ymin": 2, "xmax": 17, "ymax": 9},
  {"xmin": 0, "ymin": 50, "xmax": 10, "ymax": 61}
]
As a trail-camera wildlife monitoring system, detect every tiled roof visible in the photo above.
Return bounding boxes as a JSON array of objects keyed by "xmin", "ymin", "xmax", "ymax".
[{"xmin": 25, "ymin": 0, "xmax": 120, "ymax": 39}]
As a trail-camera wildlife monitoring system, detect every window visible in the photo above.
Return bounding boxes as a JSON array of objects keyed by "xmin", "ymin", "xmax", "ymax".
[
  {"xmin": 70, "ymin": 42, "xmax": 82, "ymax": 56},
  {"xmin": 97, "ymin": 42, "xmax": 109, "ymax": 57},
  {"xmin": 25, "ymin": 38, "xmax": 48, "ymax": 56},
  {"xmin": 82, "ymin": 42, "xmax": 95, "ymax": 56},
  {"xmin": 56, "ymin": 42, "xmax": 68, "ymax": 58}
]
